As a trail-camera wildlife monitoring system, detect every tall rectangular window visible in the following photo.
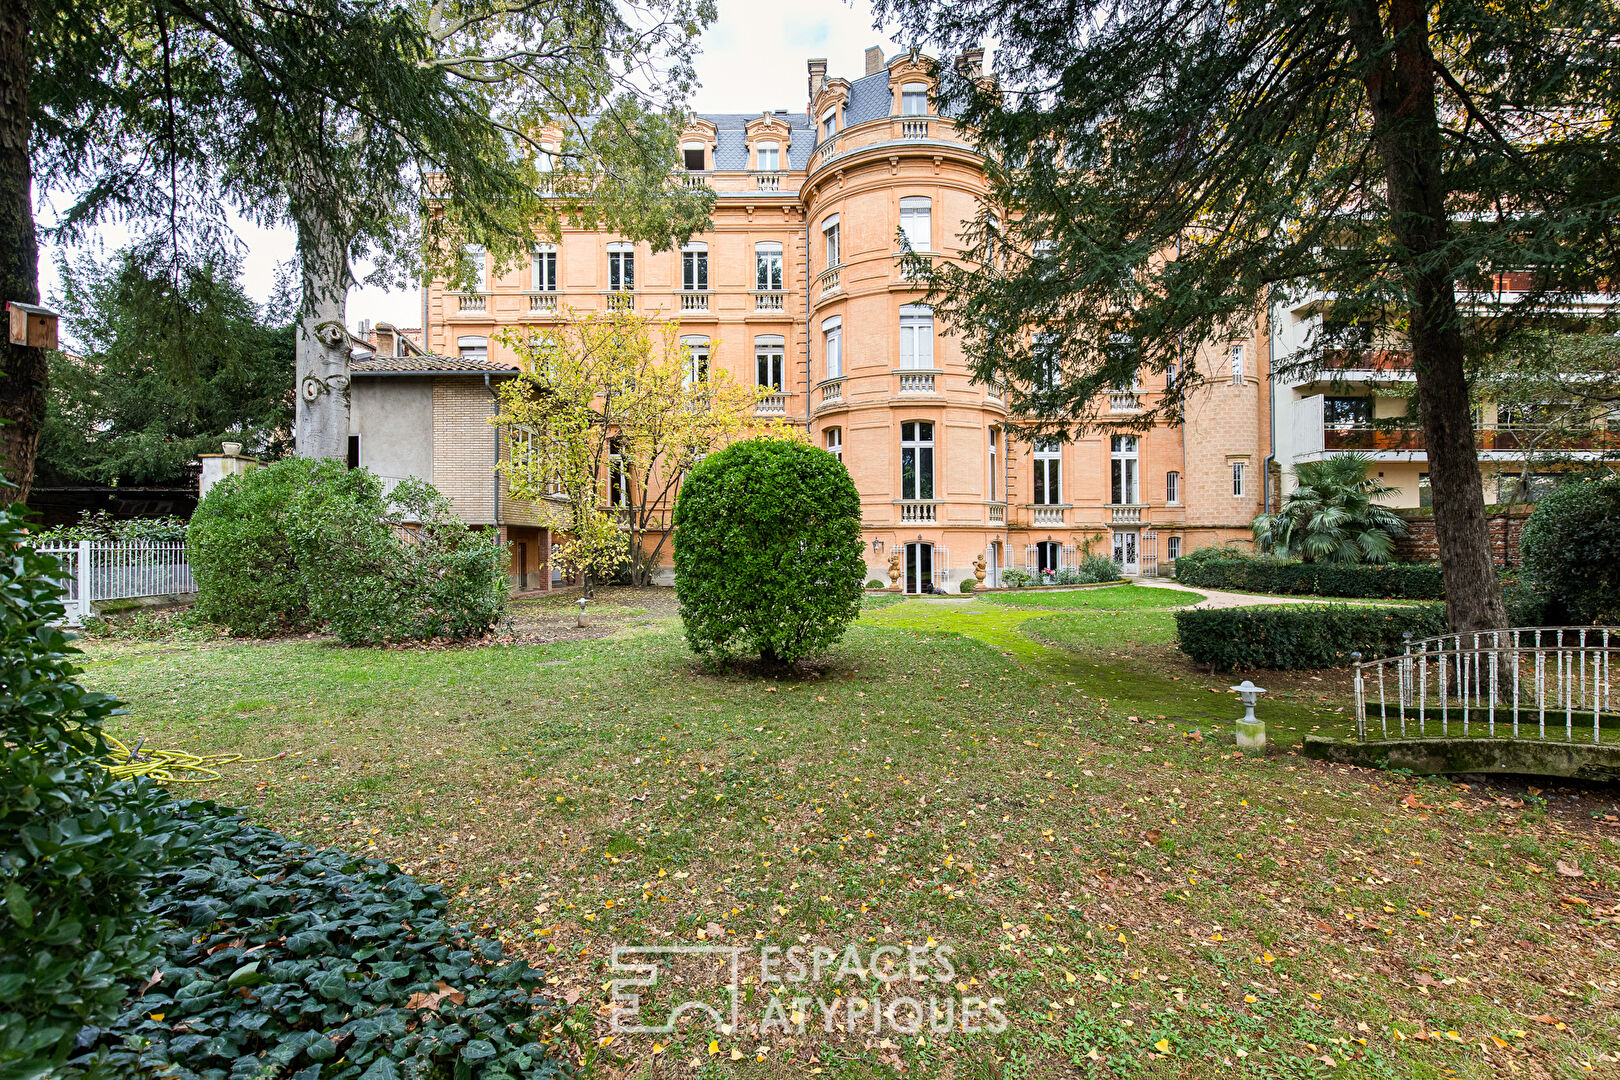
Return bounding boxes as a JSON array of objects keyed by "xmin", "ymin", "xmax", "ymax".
[
  {"xmin": 901, "ymin": 82, "xmax": 929, "ymax": 115},
  {"xmin": 461, "ymin": 244, "xmax": 486, "ymax": 289},
  {"xmin": 756, "ymin": 242, "xmax": 783, "ymax": 290},
  {"xmin": 900, "ymin": 421, "xmax": 934, "ymax": 500},
  {"xmin": 681, "ymin": 243, "xmax": 708, "ymax": 291},
  {"xmin": 1167, "ymin": 536, "xmax": 1181, "ymax": 561},
  {"xmin": 821, "ymin": 109, "xmax": 839, "ymax": 140},
  {"xmin": 823, "ymin": 215, "xmax": 841, "ymax": 267},
  {"xmin": 607, "ymin": 244, "xmax": 634, "ymax": 291},
  {"xmin": 1033, "ymin": 333, "xmax": 1059, "ymax": 391},
  {"xmin": 988, "ymin": 428, "xmax": 999, "ymax": 502},
  {"xmin": 755, "ymin": 336, "xmax": 785, "ymax": 390},
  {"xmin": 531, "ymin": 246, "xmax": 557, "ymax": 291},
  {"xmin": 682, "ymin": 337, "xmax": 709, "ymax": 386},
  {"xmin": 1165, "ymin": 470, "xmax": 1180, "ymax": 505},
  {"xmin": 756, "ymin": 143, "xmax": 779, "ymax": 171},
  {"xmin": 1230, "ymin": 343, "xmax": 1245, "ymax": 385},
  {"xmin": 822, "ymin": 316, "xmax": 842, "ymax": 379},
  {"xmin": 899, "ymin": 196, "xmax": 931, "ymax": 252},
  {"xmin": 899, "ymin": 305, "xmax": 934, "ymax": 369},
  {"xmin": 826, "ymin": 428, "xmax": 842, "ymax": 463},
  {"xmin": 1110, "ymin": 435, "xmax": 1139, "ymax": 504},
  {"xmin": 608, "ymin": 439, "xmax": 629, "ymax": 506},
  {"xmin": 1033, "ymin": 439, "xmax": 1061, "ymax": 505},
  {"xmin": 1232, "ymin": 461, "xmax": 1247, "ymax": 497}
]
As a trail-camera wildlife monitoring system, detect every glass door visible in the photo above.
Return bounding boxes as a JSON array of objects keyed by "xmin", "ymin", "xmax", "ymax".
[
  {"xmin": 1112, "ymin": 530, "xmax": 1139, "ymax": 576},
  {"xmin": 905, "ymin": 542, "xmax": 933, "ymax": 594}
]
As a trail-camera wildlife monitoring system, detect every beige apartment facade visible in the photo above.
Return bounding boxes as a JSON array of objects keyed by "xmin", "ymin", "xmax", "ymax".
[{"xmin": 397, "ymin": 48, "xmax": 1272, "ymax": 591}]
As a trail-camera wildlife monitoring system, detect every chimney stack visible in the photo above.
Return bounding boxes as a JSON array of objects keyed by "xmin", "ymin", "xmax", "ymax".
[
  {"xmin": 956, "ymin": 48, "xmax": 985, "ymax": 79},
  {"xmin": 865, "ymin": 46, "xmax": 885, "ymax": 76},
  {"xmin": 374, "ymin": 322, "xmax": 399, "ymax": 356},
  {"xmin": 807, "ymin": 58, "xmax": 827, "ymax": 101}
]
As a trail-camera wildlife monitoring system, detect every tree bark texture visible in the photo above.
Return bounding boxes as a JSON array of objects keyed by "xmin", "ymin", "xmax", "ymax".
[
  {"xmin": 1348, "ymin": 0, "xmax": 1508, "ymax": 632},
  {"xmin": 293, "ymin": 202, "xmax": 353, "ymax": 460},
  {"xmin": 0, "ymin": 0, "xmax": 44, "ymax": 499}
]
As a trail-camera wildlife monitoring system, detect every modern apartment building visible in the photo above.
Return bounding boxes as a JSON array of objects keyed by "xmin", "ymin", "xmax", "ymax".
[{"xmin": 369, "ymin": 47, "xmax": 1275, "ymax": 591}]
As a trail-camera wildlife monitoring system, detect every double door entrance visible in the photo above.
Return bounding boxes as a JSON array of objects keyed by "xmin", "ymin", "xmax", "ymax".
[
  {"xmin": 1112, "ymin": 530, "xmax": 1139, "ymax": 576},
  {"xmin": 904, "ymin": 542, "xmax": 934, "ymax": 594}
]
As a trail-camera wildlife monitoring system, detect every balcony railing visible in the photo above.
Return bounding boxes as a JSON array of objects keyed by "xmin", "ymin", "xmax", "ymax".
[
  {"xmin": 456, "ymin": 293, "xmax": 488, "ymax": 313},
  {"xmin": 898, "ymin": 371, "xmax": 937, "ymax": 394},
  {"xmin": 526, "ymin": 291, "xmax": 557, "ymax": 314},
  {"xmin": 1108, "ymin": 391, "xmax": 1140, "ymax": 413},
  {"xmin": 988, "ymin": 504, "xmax": 1006, "ymax": 525},
  {"xmin": 679, "ymin": 291, "xmax": 710, "ymax": 313},
  {"xmin": 682, "ymin": 171, "xmax": 710, "ymax": 189},
  {"xmin": 820, "ymin": 379, "xmax": 844, "ymax": 405},
  {"xmin": 1324, "ymin": 424, "xmax": 1620, "ymax": 453},
  {"xmin": 901, "ymin": 119, "xmax": 930, "ymax": 138},
  {"xmin": 1031, "ymin": 506, "xmax": 1065, "ymax": 526},
  {"xmin": 895, "ymin": 252, "xmax": 933, "ymax": 282},
  {"xmin": 1323, "ymin": 349, "xmax": 1414, "ymax": 372},
  {"xmin": 813, "ymin": 139, "xmax": 839, "ymax": 167},
  {"xmin": 753, "ymin": 172, "xmax": 782, "ymax": 191},
  {"xmin": 1110, "ymin": 505, "xmax": 1144, "ymax": 524},
  {"xmin": 606, "ymin": 291, "xmax": 634, "ymax": 312},
  {"xmin": 816, "ymin": 265, "xmax": 842, "ymax": 301},
  {"xmin": 756, "ymin": 392, "xmax": 787, "ymax": 416},
  {"xmin": 753, "ymin": 290, "xmax": 786, "ymax": 312},
  {"xmin": 899, "ymin": 501, "xmax": 938, "ymax": 524}
]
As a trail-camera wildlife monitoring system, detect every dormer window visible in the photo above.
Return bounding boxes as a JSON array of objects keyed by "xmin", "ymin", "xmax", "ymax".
[
  {"xmin": 682, "ymin": 142, "xmax": 706, "ymax": 171},
  {"xmin": 901, "ymin": 82, "xmax": 929, "ymax": 116},
  {"xmin": 821, "ymin": 108, "xmax": 839, "ymax": 140},
  {"xmin": 756, "ymin": 143, "xmax": 780, "ymax": 171}
]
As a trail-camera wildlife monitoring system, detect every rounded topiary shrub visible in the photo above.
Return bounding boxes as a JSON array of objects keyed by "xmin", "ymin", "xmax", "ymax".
[
  {"xmin": 1520, "ymin": 473, "xmax": 1620, "ymax": 624},
  {"xmin": 673, "ymin": 438, "xmax": 865, "ymax": 665}
]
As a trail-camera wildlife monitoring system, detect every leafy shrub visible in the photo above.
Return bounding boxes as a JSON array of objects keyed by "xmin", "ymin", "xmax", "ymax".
[
  {"xmin": 673, "ymin": 439, "xmax": 865, "ymax": 665},
  {"xmin": 1174, "ymin": 546, "xmax": 1444, "ymax": 599},
  {"xmin": 1252, "ymin": 453, "xmax": 1408, "ymax": 562},
  {"xmin": 959, "ymin": 578, "xmax": 977, "ymax": 593},
  {"xmin": 32, "ymin": 509, "xmax": 190, "ymax": 544},
  {"xmin": 1520, "ymin": 473, "xmax": 1620, "ymax": 624},
  {"xmin": 867, "ymin": 579, "xmax": 886, "ymax": 590},
  {"xmin": 999, "ymin": 568, "xmax": 1036, "ymax": 588},
  {"xmin": 1175, "ymin": 603, "xmax": 1448, "ymax": 671},
  {"xmin": 190, "ymin": 459, "xmax": 506, "ymax": 643},
  {"xmin": 74, "ymin": 802, "xmax": 576, "ymax": 1080},
  {"xmin": 1077, "ymin": 554, "xmax": 1123, "ymax": 584},
  {"xmin": 1, "ymin": 496, "xmax": 187, "ymax": 1077}
]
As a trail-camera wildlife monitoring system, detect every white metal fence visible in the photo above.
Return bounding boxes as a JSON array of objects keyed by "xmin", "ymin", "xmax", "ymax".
[{"xmin": 34, "ymin": 540, "xmax": 195, "ymax": 623}]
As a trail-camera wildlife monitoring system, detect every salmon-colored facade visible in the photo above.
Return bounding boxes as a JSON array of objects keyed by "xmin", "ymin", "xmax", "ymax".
[{"xmin": 418, "ymin": 49, "xmax": 1272, "ymax": 590}]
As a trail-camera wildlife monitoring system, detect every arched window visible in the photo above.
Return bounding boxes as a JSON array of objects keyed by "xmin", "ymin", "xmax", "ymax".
[
  {"xmin": 901, "ymin": 82, "xmax": 929, "ymax": 116},
  {"xmin": 900, "ymin": 421, "xmax": 934, "ymax": 500},
  {"xmin": 822, "ymin": 215, "xmax": 840, "ymax": 266},
  {"xmin": 822, "ymin": 315, "xmax": 842, "ymax": 379},
  {"xmin": 899, "ymin": 196, "xmax": 931, "ymax": 252},
  {"xmin": 457, "ymin": 336, "xmax": 488, "ymax": 361},
  {"xmin": 825, "ymin": 427, "xmax": 842, "ymax": 462},
  {"xmin": 1166, "ymin": 470, "xmax": 1181, "ymax": 505},
  {"xmin": 756, "ymin": 242, "xmax": 784, "ymax": 291},
  {"xmin": 755, "ymin": 334, "xmax": 785, "ymax": 390},
  {"xmin": 899, "ymin": 305, "xmax": 934, "ymax": 369}
]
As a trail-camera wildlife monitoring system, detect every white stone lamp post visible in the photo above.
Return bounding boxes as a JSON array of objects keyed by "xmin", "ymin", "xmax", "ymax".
[{"xmin": 1230, "ymin": 680, "xmax": 1267, "ymax": 751}]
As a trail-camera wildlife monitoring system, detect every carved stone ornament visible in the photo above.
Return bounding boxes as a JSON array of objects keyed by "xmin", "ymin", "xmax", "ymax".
[
  {"xmin": 887, "ymin": 550, "xmax": 902, "ymax": 586},
  {"xmin": 973, "ymin": 553, "xmax": 987, "ymax": 583}
]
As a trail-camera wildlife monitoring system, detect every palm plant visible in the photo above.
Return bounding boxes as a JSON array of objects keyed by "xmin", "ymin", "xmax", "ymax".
[{"xmin": 1253, "ymin": 454, "xmax": 1408, "ymax": 563}]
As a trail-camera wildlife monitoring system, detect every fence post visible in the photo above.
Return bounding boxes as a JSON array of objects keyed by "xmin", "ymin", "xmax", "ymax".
[{"xmin": 77, "ymin": 539, "xmax": 93, "ymax": 619}]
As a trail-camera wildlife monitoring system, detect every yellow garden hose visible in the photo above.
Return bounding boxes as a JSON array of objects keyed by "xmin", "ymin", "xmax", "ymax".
[{"xmin": 101, "ymin": 734, "xmax": 287, "ymax": 784}]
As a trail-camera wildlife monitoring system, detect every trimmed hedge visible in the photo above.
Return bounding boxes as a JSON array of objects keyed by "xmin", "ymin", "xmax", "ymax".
[
  {"xmin": 1520, "ymin": 474, "xmax": 1620, "ymax": 625},
  {"xmin": 1175, "ymin": 603, "xmax": 1449, "ymax": 671},
  {"xmin": 1173, "ymin": 548, "xmax": 1443, "ymax": 599},
  {"xmin": 75, "ymin": 802, "xmax": 576, "ymax": 1080}
]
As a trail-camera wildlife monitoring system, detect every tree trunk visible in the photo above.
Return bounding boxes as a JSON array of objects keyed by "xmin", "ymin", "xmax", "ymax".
[
  {"xmin": 1348, "ymin": 0, "xmax": 1508, "ymax": 632},
  {"xmin": 292, "ymin": 202, "xmax": 353, "ymax": 459},
  {"xmin": 0, "ymin": 0, "xmax": 44, "ymax": 499}
]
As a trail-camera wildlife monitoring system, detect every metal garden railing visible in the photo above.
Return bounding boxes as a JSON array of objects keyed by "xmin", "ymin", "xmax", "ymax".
[
  {"xmin": 1351, "ymin": 627, "xmax": 1616, "ymax": 744},
  {"xmin": 34, "ymin": 540, "xmax": 195, "ymax": 623}
]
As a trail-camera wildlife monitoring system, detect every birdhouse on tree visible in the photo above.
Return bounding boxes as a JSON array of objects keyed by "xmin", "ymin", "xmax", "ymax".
[{"xmin": 8, "ymin": 302, "xmax": 59, "ymax": 350}]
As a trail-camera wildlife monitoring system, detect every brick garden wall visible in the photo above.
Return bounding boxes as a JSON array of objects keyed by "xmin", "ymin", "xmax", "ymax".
[{"xmin": 1394, "ymin": 506, "xmax": 1530, "ymax": 567}]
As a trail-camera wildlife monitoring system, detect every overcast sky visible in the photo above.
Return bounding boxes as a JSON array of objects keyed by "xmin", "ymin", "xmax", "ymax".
[{"xmin": 39, "ymin": 0, "xmax": 904, "ymax": 335}]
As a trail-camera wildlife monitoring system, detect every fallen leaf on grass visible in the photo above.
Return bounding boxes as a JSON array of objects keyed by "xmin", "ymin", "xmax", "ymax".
[
  {"xmin": 406, "ymin": 981, "xmax": 466, "ymax": 1012},
  {"xmin": 1555, "ymin": 861, "xmax": 1584, "ymax": 878}
]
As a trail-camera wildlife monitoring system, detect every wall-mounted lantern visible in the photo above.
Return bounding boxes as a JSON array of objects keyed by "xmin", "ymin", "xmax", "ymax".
[{"xmin": 872, "ymin": 539, "xmax": 884, "ymax": 555}]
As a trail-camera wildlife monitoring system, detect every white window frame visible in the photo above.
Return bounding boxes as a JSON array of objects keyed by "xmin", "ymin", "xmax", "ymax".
[
  {"xmin": 681, "ymin": 141, "xmax": 706, "ymax": 171},
  {"xmin": 457, "ymin": 335, "xmax": 488, "ymax": 361},
  {"xmin": 821, "ymin": 108, "xmax": 839, "ymax": 140},
  {"xmin": 1167, "ymin": 536, "xmax": 1182, "ymax": 561},
  {"xmin": 1032, "ymin": 332, "xmax": 1059, "ymax": 391},
  {"xmin": 1110, "ymin": 435, "xmax": 1139, "ymax": 505},
  {"xmin": 1230, "ymin": 343, "xmax": 1245, "ymax": 385},
  {"xmin": 681, "ymin": 242, "xmax": 708, "ymax": 292},
  {"xmin": 826, "ymin": 427, "xmax": 842, "ymax": 462},
  {"xmin": 1165, "ymin": 469, "xmax": 1180, "ymax": 505},
  {"xmin": 1033, "ymin": 439, "xmax": 1062, "ymax": 506},
  {"xmin": 899, "ymin": 304, "xmax": 934, "ymax": 369},
  {"xmin": 901, "ymin": 82, "xmax": 929, "ymax": 116},
  {"xmin": 900, "ymin": 420, "xmax": 935, "ymax": 501},
  {"xmin": 899, "ymin": 196, "xmax": 932, "ymax": 253},
  {"xmin": 531, "ymin": 245, "xmax": 557, "ymax": 292},
  {"xmin": 1232, "ymin": 461, "xmax": 1247, "ymax": 497},
  {"xmin": 822, "ymin": 215, "xmax": 841, "ymax": 267},
  {"xmin": 822, "ymin": 315, "xmax": 843, "ymax": 380},
  {"xmin": 756, "ymin": 242, "xmax": 784, "ymax": 291},
  {"xmin": 607, "ymin": 242, "xmax": 635, "ymax": 292},
  {"xmin": 755, "ymin": 142, "xmax": 780, "ymax": 171},
  {"xmin": 755, "ymin": 335, "xmax": 786, "ymax": 391},
  {"xmin": 461, "ymin": 244, "xmax": 487, "ymax": 290},
  {"xmin": 681, "ymin": 335, "xmax": 710, "ymax": 386},
  {"xmin": 988, "ymin": 427, "xmax": 999, "ymax": 502},
  {"xmin": 608, "ymin": 438, "xmax": 630, "ymax": 507}
]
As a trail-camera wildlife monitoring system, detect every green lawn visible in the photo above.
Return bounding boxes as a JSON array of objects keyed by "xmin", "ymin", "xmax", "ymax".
[{"xmin": 76, "ymin": 587, "xmax": 1620, "ymax": 1080}]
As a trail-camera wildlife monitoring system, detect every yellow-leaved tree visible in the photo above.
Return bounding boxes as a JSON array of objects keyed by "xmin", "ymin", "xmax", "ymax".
[{"xmin": 494, "ymin": 308, "xmax": 798, "ymax": 590}]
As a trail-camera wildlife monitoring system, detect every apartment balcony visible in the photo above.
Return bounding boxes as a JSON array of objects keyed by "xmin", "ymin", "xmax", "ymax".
[
  {"xmin": 756, "ymin": 392, "xmax": 788, "ymax": 416},
  {"xmin": 1030, "ymin": 505, "xmax": 1065, "ymax": 526},
  {"xmin": 898, "ymin": 501, "xmax": 939, "ymax": 524},
  {"xmin": 1109, "ymin": 505, "xmax": 1145, "ymax": 524},
  {"xmin": 894, "ymin": 252, "xmax": 933, "ymax": 283},
  {"xmin": 818, "ymin": 378, "xmax": 845, "ymax": 407},
  {"xmin": 605, "ymin": 290, "xmax": 635, "ymax": 312},
  {"xmin": 816, "ymin": 265, "xmax": 842, "ymax": 303},
  {"xmin": 1108, "ymin": 391, "xmax": 1140, "ymax": 413},
  {"xmin": 901, "ymin": 118, "xmax": 931, "ymax": 139},
  {"xmin": 987, "ymin": 503, "xmax": 1006, "ymax": 525},
  {"xmin": 753, "ymin": 290, "xmax": 786, "ymax": 312},
  {"xmin": 1321, "ymin": 424, "xmax": 1620, "ymax": 455},
  {"xmin": 681, "ymin": 171, "xmax": 710, "ymax": 189},
  {"xmin": 455, "ymin": 293, "xmax": 488, "ymax": 313},
  {"xmin": 678, "ymin": 291, "xmax": 710, "ymax": 314},
  {"xmin": 1323, "ymin": 349, "xmax": 1414, "ymax": 373},
  {"xmin": 525, "ymin": 291, "xmax": 557, "ymax": 314},
  {"xmin": 753, "ymin": 171, "xmax": 782, "ymax": 191},
  {"xmin": 897, "ymin": 370, "xmax": 938, "ymax": 395}
]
